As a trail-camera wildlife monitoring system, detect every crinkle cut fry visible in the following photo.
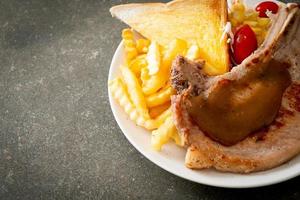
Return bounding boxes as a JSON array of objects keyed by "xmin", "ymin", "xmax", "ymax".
[{"xmin": 109, "ymin": 78, "xmax": 171, "ymax": 130}]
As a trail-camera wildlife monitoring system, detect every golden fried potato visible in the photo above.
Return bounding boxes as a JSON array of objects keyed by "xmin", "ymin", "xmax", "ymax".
[
  {"xmin": 122, "ymin": 29, "xmax": 138, "ymax": 62},
  {"xmin": 136, "ymin": 39, "xmax": 151, "ymax": 54},
  {"xmin": 151, "ymin": 116, "xmax": 177, "ymax": 151},
  {"xmin": 146, "ymin": 41, "xmax": 161, "ymax": 75},
  {"xmin": 142, "ymin": 39, "xmax": 187, "ymax": 95},
  {"xmin": 109, "ymin": 78, "xmax": 172, "ymax": 130},
  {"xmin": 163, "ymin": 38, "xmax": 187, "ymax": 67},
  {"xmin": 129, "ymin": 54, "xmax": 147, "ymax": 77},
  {"xmin": 122, "ymin": 28, "xmax": 134, "ymax": 40},
  {"xmin": 149, "ymin": 102, "xmax": 171, "ymax": 119},
  {"xmin": 120, "ymin": 65, "xmax": 149, "ymax": 119},
  {"xmin": 146, "ymin": 84, "xmax": 174, "ymax": 108},
  {"xmin": 186, "ymin": 44, "xmax": 201, "ymax": 61},
  {"xmin": 171, "ymin": 130, "xmax": 183, "ymax": 147},
  {"xmin": 109, "ymin": 78, "xmax": 145, "ymax": 125},
  {"xmin": 144, "ymin": 107, "xmax": 172, "ymax": 130}
]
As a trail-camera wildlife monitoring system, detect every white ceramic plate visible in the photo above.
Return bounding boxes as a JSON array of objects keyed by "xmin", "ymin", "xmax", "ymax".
[{"xmin": 108, "ymin": 0, "xmax": 300, "ymax": 188}]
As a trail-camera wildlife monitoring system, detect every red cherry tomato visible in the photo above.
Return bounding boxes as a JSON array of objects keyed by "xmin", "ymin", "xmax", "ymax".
[
  {"xmin": 233, "ymin": 25, "xmax": 258, "ymax": 64},
  {"xmin": 255, "ymin": 1, "xmax": 279, "ymax": 18}
]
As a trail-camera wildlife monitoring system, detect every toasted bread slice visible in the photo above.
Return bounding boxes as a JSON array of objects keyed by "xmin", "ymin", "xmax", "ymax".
[{"xmin": 110, "ymin": 0, "xmax": 230, "ymax": 75}]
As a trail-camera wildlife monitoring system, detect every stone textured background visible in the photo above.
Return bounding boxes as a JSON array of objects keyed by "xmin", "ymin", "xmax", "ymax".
[{"xmin": 0, "ymin": 0, "xmax": 299, "ymax": 199}]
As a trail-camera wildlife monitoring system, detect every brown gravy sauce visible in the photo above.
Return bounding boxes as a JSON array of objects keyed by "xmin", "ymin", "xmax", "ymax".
[{"xmin": 187, "ymin": 60, "xmax": 291, "ymax": 146}]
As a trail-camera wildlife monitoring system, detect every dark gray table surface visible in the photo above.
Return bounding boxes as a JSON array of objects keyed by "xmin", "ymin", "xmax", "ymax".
[{"xmin": 0, "ymin": 0, "xmax": 299, "ymax": 199}]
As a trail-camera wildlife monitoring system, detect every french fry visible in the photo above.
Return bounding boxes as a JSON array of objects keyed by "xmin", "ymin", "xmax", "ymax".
[
  {"xmin": 204, "ymin": 62, "xmax": 223, "ymax": 76},
  {"xmin": 141, "ymin": 66, "xmax": 166, "ymax": 95},
  {"xmin": 146, "ymin": 41, "xmax": 161, "ymax": 75},
  {"xmin": 171, "ymin": 130, "xmax": 183, "ymax": 146},
  {"xmin": 152, "ymin": 115, "xmax": 183, "ymax": 150},
  {"xmin": 140, "ymin": 66, "xmax": 150, "ymax": 84},
  {"xmin": 251, "ymin": 27, "xmax": 262, "ymax": 35},
  {"xmin": 145, "ymin": 107, "xmax": 172, "ymax": 130},
  {"xmin": 243, "ymin": 20, "xmax": 258, "ymax": 27},
  {"xmin": 109, "ymin": 78, "xmax": 149, "ymax": 127},
  {"xmin": 109, "ymin": 77, "xmax": 139, "ymax": 119},
  {"xmin": 129, "ymin": 54, "xmax": 147, "ymax": 76},
  {"xmin": 244, "ymin": 11, "xmax": 259, "ymax": 21},
  {"xmin": 120, "ymin": 65, "xmax": 149, "ymax": 119},
  {"xmin": 109, "ymin": 78, "xmax": 171, "ymax": 130},
  {"xmin": 186, "ymin": 44, "xmax": 201, "ymax": 61},
  {"xmin": 230, "ymin": 1, "xmax": 245, "ymax": 24},
  {"xmin": 122, "ymin": 28, "xmax": 134, "ymax": 40},
  {"xmin": 151, "ymin": 116, "xmax": 177, "ymax": 151},
  {"xmin": 136, "ymin": 39, "xmax": 151, "ymax": 54},
  {"xmin": 142, "ymin": 39, "xmax": 187, "ymax": 95},
  {"xmin": 149, "ymin": 102, "xmax": 171, "ymax": 119},
  {"xmin": 257, "ymin": 18, "xmax": 270, "ymax": 27},
  {"xmin": 146, "ymin": 84, "xmax": 174, "ymax": 108},
  {"xmin": 163, "ymin": 38, "xmax": 188, "ymax": 67},
  {"xmin": 122, "ymin": 29, "xmax": 138, "ymax": 62}
]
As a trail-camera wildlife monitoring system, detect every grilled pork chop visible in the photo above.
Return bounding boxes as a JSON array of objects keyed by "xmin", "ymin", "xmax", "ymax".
[{"xmin": 171, "ymin": 3, "xmax": 300, "ymax": 173}]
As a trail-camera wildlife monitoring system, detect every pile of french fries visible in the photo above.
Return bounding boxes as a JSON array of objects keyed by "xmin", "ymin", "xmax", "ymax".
[{"xmin": 109, "ymin": 29, "xmax": 201, "ymax": 150}]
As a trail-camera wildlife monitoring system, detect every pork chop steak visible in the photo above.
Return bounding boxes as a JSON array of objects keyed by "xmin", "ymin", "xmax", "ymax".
[{"xmin": 171, "ymin": 3, "xmax": 300, "ymax": 173}]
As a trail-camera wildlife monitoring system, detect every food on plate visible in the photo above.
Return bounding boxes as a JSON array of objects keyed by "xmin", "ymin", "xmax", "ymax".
[
  {"xmin": 173, "ymin": 55, "xmax": 290, "ymax": 146},
  {"xmin": 129, "ymin": 54, "xmax": 147, "ymax": 77},
  {"xmin": 152, "ymin": 116, "xmax": 182, "ymax": 151},
  {"xmin": 186, "ymin": 45, "xmax": 201, "ymax": 61},
  {"xmin": 109, "ymin": 0, "xmax": 230, "ymax": 151},
  {"xmin": 120, "ymin": 65, "xmax": 149, "ymax": 118},
  {"xmin": 172, "ymin": 3, "xmax": 300, "ymax": 173},
  {"xmin": 146, "ymin": 41, "xmax": 161, "ymax": 75},
  {"xmin": 149, "ymin": 102, "xmax": 171, "ymax": 119},
  {"xmin": 109, "ymin": 77, "xmax": 172, "ymax": 131},
  {"xmin": 229, "ymin": 0, "xmax": 271, "ymax": 45},
  {"xmin": 232, "ymin": 24, "xmax": 258, "ymax": 64},
  {"xmin": 146, "ymin": 83, "xmax": 173, "ymax": 108},
  {"xmin": 122, "ymin": 29, "xmax": 138, "ymax": 63},
  {"xmin": 136, "ymin": 38, "xmax": 151, "ymax": 54},
  {"xmin": 109, "ymin": 0, "xmax": 300, "ymax": 173},
  {"xmin": 141, "ymin": 39, "xmax": 187, "ymax": 96},
  {"xmin": 109, "ymin": 28, "xmax": 184, "ymax": 150},
  {"xmin": 110, "ymin": 0, "xmax": 230, "ymax": 75},
  {"xmin": 256, "ymin": 1, "xmax": 279, "ymax": 18}
]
